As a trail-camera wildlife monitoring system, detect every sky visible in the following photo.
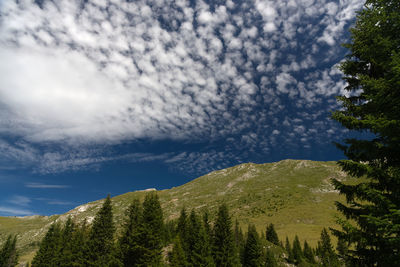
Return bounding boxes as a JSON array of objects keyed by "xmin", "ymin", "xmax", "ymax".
[{"xmin": 0, "ymin": 0, "xmax": 365, "ymax": 216}]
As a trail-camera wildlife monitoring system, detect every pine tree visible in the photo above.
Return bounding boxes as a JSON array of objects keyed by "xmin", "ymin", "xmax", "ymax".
[
  {"xmin": 317, "ymin": 228, "xmax": 339, "ymax": 267},
  {"xmin": 284, "ymin": 237, "xmax": 294, "ymax": 264},
  {"xmin": 186, "ymin": 210, "xmax": 214, "ymax": 267},
  {"xmin": 119, "ymin": 199, "xmax": 145, "ymax": 267},
  {"xmin": 292, "ymin": 235, "xmax": 303, "ymax": 264},
  {"xmin": 0, "ymin": 235, "xmax": 18, "ymax": 267},
  {"xmin": 169, "ymin": 236, "xmax": 187, "ymax": 267},
  {"xmin": 265, "ymin": 249, "xmax": 277, "ymax": 267},
  {"xmin": 57, "ymin": 217, "xmax": 76, "ymax": 267},
  {"xmin": 303, "ymin": 240, "xmax": 315, "ymax": 264},
  {"xmin": 140, "ymin": 192, "xmax": 164, "ymax": 266},
  {"xmin": 265, "ymin": 224, "xmax": 279, "ymax": 246},
  {"xmin": 331, "ymin": 0, "xmax": 400, "ymax": 265},
  {"xmin": 243, "ymin": 224, "xmax": 263, "ymax": 267},
  {"xmin": 86, "ymin": 194, "xmax": 118, "ymax": 267},
  {"xmin": 212, "ymin": 204, "xmax": 238, "ymax": 267},
  {"xmin": 70, "ymin": 220, "xmax": 90, "ymax": 267},
  {"xmin": 32, "ymin": 223, "xmax": 62, "ymax": 267}
]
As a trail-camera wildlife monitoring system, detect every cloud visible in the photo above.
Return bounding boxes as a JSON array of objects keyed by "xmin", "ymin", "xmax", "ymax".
[
  {"xmin": 0, "ymin": 0, "xmax": 364, "ymax": 174},
  {"xmin": 25, "ymin": 182, "xmax": 70, "ymax": 189},
  {"xmin": 7, "ymin": 195, "xmax": 31, "ymax": 206},
  {"xmin": 0, "ymin": 206, "xmax": 33, "ymax": 216}
]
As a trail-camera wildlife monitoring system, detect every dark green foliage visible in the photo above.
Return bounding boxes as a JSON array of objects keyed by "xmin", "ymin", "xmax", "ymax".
[
  {"xmin": 265, "ymin": 249, "xmax": 277, "ymax": 267},
  {"xmin": 185, "ymin": 210, "xmax": 214, "ymax": 267},
  {"xmin": 292, "ymin": 235, "xmax": 303, "ymax": 264},
  {"xmin": 242, "ymin": 224, "xmax": 263, "ymax": 267},
  {"xmin": 234, "ymin": 220, "xmax": 245, "ymax": 264},
  {"xmin": 316, "ymin": 228, "xmax": 339, "ymax": 267},
  {"xmin": 86, "ymin": 194, "xmax": 119, "ymax": 266},
  {"xmin": 169, "ymin": 236, "xmax": 187, "ymax": 267},
  {"xmin": 212, "ymin": 204, "xmax": 238, "ymax": 267},
  {"xmin": 331, "ymin": 0, "xmax": 400, "ymax": 265},
  {"xmin": 140, "ymin": 192, "xmax": 164, "ymax": 266},
  {"xmin": 303, "ymin": 240, "xmax": 315, "ymax": 264},
  {"xmin": 336, "ymin": 237, "xmax": 348, "ymax": 265},
  {"xmin": 32, "ymin": 223, "xmax": 62, "ymax": 267},
  {"xmin": 265, "ymin": 223, "xmax": 279, "ymax": 246},
  {"xmin": 284, "ymin": 237, "xmax": 294, "ymax": 264},
  {"xmin": 0, "ymin": 235, "xmax": 18, "ymax": 267},
  {"xmin": 119, "ymin": 199, "xmax": 144, "ymax": 267}
]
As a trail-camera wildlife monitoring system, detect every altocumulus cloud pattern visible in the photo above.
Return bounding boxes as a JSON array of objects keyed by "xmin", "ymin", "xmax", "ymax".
[{"xmin": 0, "ymin": 0, "xmax": 363, "ymax": 175}]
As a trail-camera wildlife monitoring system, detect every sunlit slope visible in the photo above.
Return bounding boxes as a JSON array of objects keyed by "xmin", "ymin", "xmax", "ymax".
[{"xmin": 0, "ymin": 159, "xmax": 349, "ymax": 261}]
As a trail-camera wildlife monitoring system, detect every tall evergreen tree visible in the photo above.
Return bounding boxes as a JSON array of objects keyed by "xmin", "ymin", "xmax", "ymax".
[
  {"xmin": 0, "ymin": 235, "xmax": 18, "ymax": 267},
  {"xmin": 57, "ymin": 217, "xmax": 76, "ymax": 267},
  {"xmin": 169, "ymin": 236, "xmax": 187, "ymax": 267},
  {"xmin": 303, "ymin": 240, "xmax": 315, "ymax": 264},
  {"xmin": 265, "ymin": 223, "xmax": 279, "ymax": 246},
  {"xmin": 119, "ymin": 199, "xmax": 144, "ymax": 267},
  {"xmin": 242, "ymin": 224, "xmax": 263, "ymax": 267},
  {"xmin": 331, "ymin": 0, "xmax": 400, "ymax": 265},
  {"xmin": 317, "ymin": 228, "xmax": 339, "ymax": 267},
  {"xmin": 140, "ymin": 192, "xmax": 164, "ymax": 266},
  {"xmin": 284, "ymin": 237, "xmax": 294, "ymax": 264},
  {"xmin": 212, "ymin": 204, "xmax": 238, "ymax": 267},
  {"xmin": 86, "ymin": 195, "xmax": 118, "ymax": 267},
  {"xmin": 292, "ymin": 235, "xmax": 303, "ymax": 264},
  {"xmin": 32, "ymin": 223, "xmax": 62, "ymax": 267},
  {"xmin": 265, "ymin": 249, "xmax": 277, "ymax": 267},
  {"xmin": 186, "ymin": 210, "xmax": 214, "ymax": 267}
]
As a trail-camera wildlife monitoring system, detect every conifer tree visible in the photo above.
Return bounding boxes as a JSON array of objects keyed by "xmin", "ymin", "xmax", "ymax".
[
  {"xmin": 119, "ymin": 199, "xmax": 144, "ymax": 267},
  {"xmin": 203, "ymin": 211, "xmax": 212, "ymax": 241},
  {"xmin": 140, "ymin": 192, "xmax": 164, "ymax": 266},
  {"xmin": 86, "ymin": 195, "xmax": 118, "ymax": 266},
  {"xmin": 243, "ymin": 224, "xmax": 263, "ymax": 267},
  {"xmin": 70, "ymin": 220, "xmax": 90, "ymax": 267},
  {"xmin": 265, "ymin": 249, "xmax": 277, "ymax": 267},
  {"xmin": 0, "ymin": 234, "xmax": 18, "ymax": 267},
  {"xmin": 234, "ymin": 219, "xmax": 245, "ymax": 263},
  {"xmin": 186, "ymin": 210, "xmax": 214, "ymax": 267},
  {"xmin": 212, "ymin": 204, "xmax": 238, "ymax": 267},
  {"xmin": 32, "ymin": 223, "xmax": 62, "ymax": 267},
  {"xmin": 284, "ymin": 237, "xmax": 294, "ymax": 264},
  {"xmin": 303, "ymin": 240, "xmax": 315, "ymax": 264},
  {"xmin": 336, "ymin": 237, "xmax": 348, "ymax": 265},
  {"xmin": 265, "ymin": 224, "xmax": 279, "ymax": 246},
  {"xmin": 169, "ymin": 236, "xmax": 187, "ymax": 267},
  {"xmin": 57, "ymin": 217, "xmax": 75, "ymax": 267},
  {"xmin": 292, "ymin": 235, "xmax": 303, "ymax": 264},
  {"xmin": 331, "ymin": 0, "xmax": 400, "ymax": 265},
  {"xmin": 317, "ymin": 228, "xmax": 339, "ymax": 267}
]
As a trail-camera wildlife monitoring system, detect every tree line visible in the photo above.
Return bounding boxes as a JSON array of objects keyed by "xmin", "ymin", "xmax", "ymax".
[{"xmin": 12, "ymin": 192, "xmax": 345, "ymax": 267}]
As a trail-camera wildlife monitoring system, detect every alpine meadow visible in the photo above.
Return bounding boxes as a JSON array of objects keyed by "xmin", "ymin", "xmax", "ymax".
[{"xmin": 0, "ymin": 0, "xmax": 399, "ymax": 266}]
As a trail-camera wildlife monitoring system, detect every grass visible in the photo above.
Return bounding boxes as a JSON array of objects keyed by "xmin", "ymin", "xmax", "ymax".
[{"xmin": 0, "ymin": 159, "xmax": 352, "ymax": 263}]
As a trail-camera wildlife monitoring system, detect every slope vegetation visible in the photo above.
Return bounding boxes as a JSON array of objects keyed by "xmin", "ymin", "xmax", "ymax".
[{"xmin": 0, "ymin": 159, "xmax": 349, "ymax": 261}]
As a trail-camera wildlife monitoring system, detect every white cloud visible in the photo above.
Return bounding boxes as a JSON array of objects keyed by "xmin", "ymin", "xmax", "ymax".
[
  {"xmin": 0, "ymin": 206, "xmax": 33, "ymax": 216},
  {"xmin": 8, "ymin": 195, "xmax": 31, "ymax": 206},
  {"xmin": 0, "ymin": 0, "xmax": 363, "ymax": 174},
  {"xmin": 25, "ymin": 182, "xmax": 70, "ymax": 189}
]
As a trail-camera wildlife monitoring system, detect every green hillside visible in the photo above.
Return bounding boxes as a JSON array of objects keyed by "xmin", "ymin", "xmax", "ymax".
[{"xmin": 0, "ymin": 159, "xmax": 350, "ymax": 263}]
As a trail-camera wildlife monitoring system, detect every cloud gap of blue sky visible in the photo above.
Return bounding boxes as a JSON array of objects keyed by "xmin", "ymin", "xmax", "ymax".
[{"xmin": 0, "ymin": 0, "xmax": 364, "ymax": 215}]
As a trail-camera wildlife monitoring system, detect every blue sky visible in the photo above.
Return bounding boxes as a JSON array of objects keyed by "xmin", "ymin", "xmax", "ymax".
[{"xmin": 0, "ymin": 0, "xmax": 364, "ymax": 216}]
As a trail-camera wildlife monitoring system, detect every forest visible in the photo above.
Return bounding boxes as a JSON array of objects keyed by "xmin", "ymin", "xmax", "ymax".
[{"xmin": 1, "ymin": 193, "xmax": 343, "ymax": 267}]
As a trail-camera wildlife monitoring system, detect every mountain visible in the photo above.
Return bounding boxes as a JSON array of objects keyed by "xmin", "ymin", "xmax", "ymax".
[{"xmin": 0, "ymin": 159, "xmax": 350, "ymax": 263}]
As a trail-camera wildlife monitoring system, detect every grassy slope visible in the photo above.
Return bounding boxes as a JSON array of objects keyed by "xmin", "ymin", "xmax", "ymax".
[{"xmin": 0, "ymin": 159, "xmax": 349, "ymax": 263}]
